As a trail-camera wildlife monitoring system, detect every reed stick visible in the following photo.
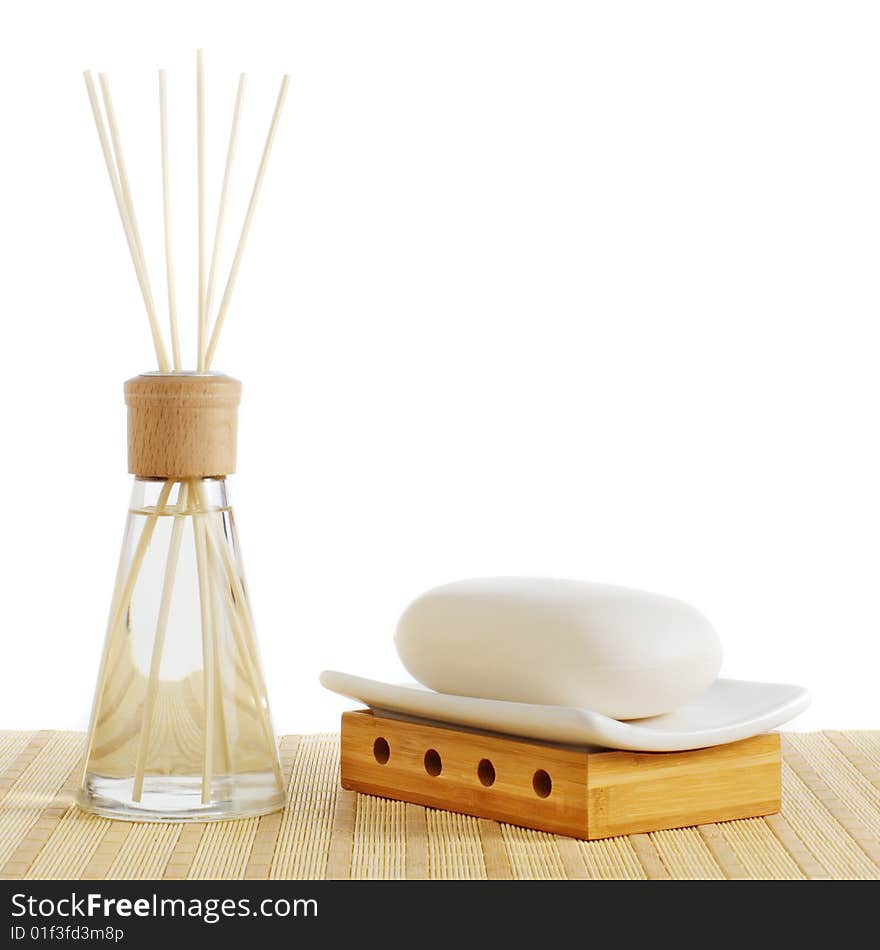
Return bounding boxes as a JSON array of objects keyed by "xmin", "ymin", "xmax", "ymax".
[
  {"xmin": 210, "ymin": 561, "xmax": 284, "ymax": 791},
  {"xmin": 204, "ymin": 74, "xmax": 247, "ymax": 331},
  {"xmin": 159, "ymin": 71, "xmax": 181, "ymax": 371},
  {"xmin": 132, "ymin": 482, "xmax": 188, "ymax": 801},
  {"xmin": 204, "ymin": 75, "xmax": 289, "ymax": 369},
  {"xmin": 83, "ymin": 72, "xmax": 169, "ymax": 373},
  {"xmin": 81, "ymin": 480, "xmax": 175, "ymax": 783},
  {"xmin": 98, "ymin": 73, "xmax": 171, "ymax": 373},
  {"xmin": 193, "ymin": 480, "xmax": 238, "ymax": 778},
  {"xmin": 192, "ymin": 479, "xmax": 216, "ymax": 803},
  {"xmin": 205, "ymin": 517, "xmax": 234, "ymax": 775},
  {"xmin": 197, "ymin": 50, "xmax": 207, "ymax": 371},
  {"xmin": 88, "ymin": 500, "xmax": 139, "ymax": 726},
  {"xmin": 202, "ymin": 514, "xmax": 284, "ymax": 789}
]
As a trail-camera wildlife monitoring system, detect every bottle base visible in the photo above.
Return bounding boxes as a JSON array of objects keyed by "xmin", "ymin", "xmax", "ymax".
[{"xmin": 78, "ymin": 771, "xmax": 286, "ymax": 822}]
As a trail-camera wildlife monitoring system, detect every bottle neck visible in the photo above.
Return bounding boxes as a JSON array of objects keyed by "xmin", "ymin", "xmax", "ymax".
[{"xmin": 130, "ymin": 477, "xmax": 230, "ymax": 514}]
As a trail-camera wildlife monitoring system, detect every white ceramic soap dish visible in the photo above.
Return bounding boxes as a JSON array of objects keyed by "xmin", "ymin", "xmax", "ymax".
[{"xmin": 320, "ymin": 671, "xmax": 810, "ymax": 752}]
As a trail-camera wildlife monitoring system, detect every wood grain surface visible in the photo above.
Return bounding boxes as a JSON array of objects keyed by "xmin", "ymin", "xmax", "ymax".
[{"xmin": 340, "ymin": 710, "xmax": 781, "ymax": 840}]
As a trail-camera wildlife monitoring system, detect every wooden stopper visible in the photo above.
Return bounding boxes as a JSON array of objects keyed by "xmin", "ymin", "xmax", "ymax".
[{"xmin": 125, "ymin": 373, "xmax": 242, "ymax": 479}]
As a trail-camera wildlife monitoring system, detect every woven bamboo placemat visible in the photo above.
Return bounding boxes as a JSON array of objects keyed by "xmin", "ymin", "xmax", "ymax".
[{"xmin": 0, "ymin": 730, "xmax": 878, "ymax": 880}]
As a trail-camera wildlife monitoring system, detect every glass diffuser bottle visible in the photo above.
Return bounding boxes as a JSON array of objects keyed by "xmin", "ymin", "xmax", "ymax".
[{"xmin": 78, "ymin": 372, "xmax": 285, "ymax": 821}]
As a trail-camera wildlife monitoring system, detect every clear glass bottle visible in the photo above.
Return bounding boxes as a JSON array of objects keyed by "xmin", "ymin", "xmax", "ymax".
[{"xmin": 78, "ymin": 374, "xmax": 285, "ymax": 820}]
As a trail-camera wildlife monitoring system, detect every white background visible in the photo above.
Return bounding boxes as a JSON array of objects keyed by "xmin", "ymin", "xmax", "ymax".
[{"xmin": 1, "ymin": 1, "xmax": 877, "ymax": 734}]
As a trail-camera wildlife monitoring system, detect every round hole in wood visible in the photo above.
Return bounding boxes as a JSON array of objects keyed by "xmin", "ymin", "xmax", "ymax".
[
  {"xmin": 477, "ymin": 758, "xmax": 496, "ymax": 787},
  {"xmin": 373, "ymin": 737, "xmax": 390, "ymax": 764},
  {"xmin": 424, "ymin": 748, "xmax": 442, "ymax": 777},
  {"xmin": 532, "ymin": 769, "xmax": 552, "ymax": 798}
]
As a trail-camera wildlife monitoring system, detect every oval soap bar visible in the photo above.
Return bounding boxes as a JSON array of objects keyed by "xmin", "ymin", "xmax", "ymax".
[{"xmin": 394, "ymin": 578, "xmax": 722, "ymax": 720}]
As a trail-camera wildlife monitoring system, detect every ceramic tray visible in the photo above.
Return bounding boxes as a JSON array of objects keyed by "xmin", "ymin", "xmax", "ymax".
[{"xmin": 320, "ymin": 671, "xmax": 810, "ymax": 751}]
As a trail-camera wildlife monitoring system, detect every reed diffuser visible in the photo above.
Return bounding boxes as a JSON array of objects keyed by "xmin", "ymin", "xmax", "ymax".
[{"xmin": 78, "ymin": 52, "xmax": 288, "ymax": 821}]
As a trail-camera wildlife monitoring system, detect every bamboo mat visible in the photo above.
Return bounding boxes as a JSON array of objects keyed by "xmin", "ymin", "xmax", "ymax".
[{"xmin": 1, "ymin": 730, "xmax": 878, "ymax": 880}]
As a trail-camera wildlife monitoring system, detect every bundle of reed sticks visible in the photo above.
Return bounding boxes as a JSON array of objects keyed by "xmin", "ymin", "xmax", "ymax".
[{"xmin": 81, "ymin": 51, "xmax": 288, "ymax": 805}]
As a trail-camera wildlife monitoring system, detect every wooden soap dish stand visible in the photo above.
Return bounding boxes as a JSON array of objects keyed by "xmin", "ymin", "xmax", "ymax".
[{"xmin": 340, "ymin": 709, "xmax": 782, "ymax": 840}]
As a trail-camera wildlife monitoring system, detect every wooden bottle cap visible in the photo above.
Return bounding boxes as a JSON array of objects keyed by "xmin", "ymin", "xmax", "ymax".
[{"xmin": 124, "ymin": 373, "xmax": 242, "ymax": 479}]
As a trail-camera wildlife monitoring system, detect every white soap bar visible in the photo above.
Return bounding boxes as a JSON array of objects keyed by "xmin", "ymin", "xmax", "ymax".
[{"xmin": 394, "ymin": 578, "xmax": 722, "ymax": 720}]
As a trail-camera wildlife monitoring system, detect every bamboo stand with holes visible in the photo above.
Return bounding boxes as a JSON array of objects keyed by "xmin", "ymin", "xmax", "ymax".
[
  {"xmin": 340, "ymin": 711, "xmax": 782, "ymax": 839},
  {"xmin": 77, "ymin": 52, "xmax": 290, "ymax": 821}
]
